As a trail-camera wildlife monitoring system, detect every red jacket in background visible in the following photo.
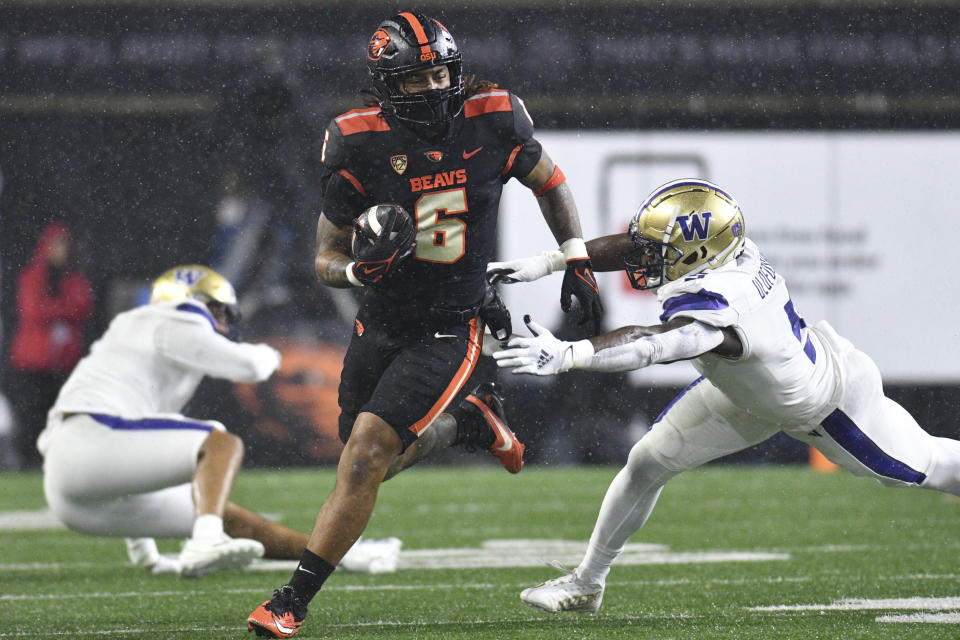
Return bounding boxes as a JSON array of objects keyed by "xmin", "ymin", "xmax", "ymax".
[{"xmin": 9, "ymin": 223, "xmax": 94, "ymax": 375}]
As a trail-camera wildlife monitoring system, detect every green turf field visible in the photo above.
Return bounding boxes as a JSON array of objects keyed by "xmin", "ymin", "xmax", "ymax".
[{"xmin": 1, "ymin": 464, "xmax": 957, "ymax": 639}]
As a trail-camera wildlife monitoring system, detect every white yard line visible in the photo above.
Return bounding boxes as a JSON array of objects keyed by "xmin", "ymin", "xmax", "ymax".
[
  {"xmin": 0, "ymin": 574, "xmax": 951, "ymax": 602},
  {"xmin": 877, "ymin": 612, "xmax": 960, "ymax": 623},
  {"xmin": 749, "ymin": 597, "xmax": 960, "ymax": 626},
  {"xmin": 0, "ymin": 509, "xmax": 64, "ymax": 531},
  {"xmin": 749, "ymin": 597, "xmax": 960, "ymax": 611}
]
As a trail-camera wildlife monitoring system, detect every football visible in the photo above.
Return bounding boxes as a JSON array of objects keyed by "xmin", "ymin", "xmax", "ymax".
[{"xmin": 351, "ymin": 203, "xmax": 415, "ymax": 258}]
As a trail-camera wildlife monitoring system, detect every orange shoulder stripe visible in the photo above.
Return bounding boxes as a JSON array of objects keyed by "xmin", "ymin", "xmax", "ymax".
[
  {"xmin": 464, "ymin": 90, "xmax": 512, "ymax": 118},
  {"xmin": 335, "ymin": 108, "xmax": 390, "ymax": 136},
  {"xmin": 337, "ymin": 169, "xmax": 366, "ymax": 196},
  {"xmin": 408, "ymin": 318, "xmax": 482, "ymax": 436},
  {"xmin": 499, "ymin": 145, "xmax": 523, "ymax": 177}
]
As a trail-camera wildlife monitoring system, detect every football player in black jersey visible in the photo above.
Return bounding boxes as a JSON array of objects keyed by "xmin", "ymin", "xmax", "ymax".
[{"xmin": 248, "ymin": 11, "xmax": 602, "ymax": 637}]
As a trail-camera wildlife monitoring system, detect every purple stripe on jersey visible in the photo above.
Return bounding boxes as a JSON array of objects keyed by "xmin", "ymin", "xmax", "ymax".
[
  {"xmin": 820, "ymin": 409, "xmax": 926, "ymax": 484},
  {"xmin": 803, "ymin": 335, "xmax": 817, "ymax": 363},
  {"xmin": 90, "ymin": 413, "xmax": 215, "ymax": 433},
  {"xmin": 176, "ymin": 302, "xmax": 216, "ymax": 331},
  {"xmin": 652, "ymin": 376, "xmax": 705, "ymax": 425},
  {"xmin": 660, "ymin": 290, "xmax": 730, "ymax": 322}
]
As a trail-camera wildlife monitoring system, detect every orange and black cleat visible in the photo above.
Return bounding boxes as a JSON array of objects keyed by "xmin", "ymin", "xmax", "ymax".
[
  {"xmin": 462, "ymin": 382, "xmax": 525, "ymax": 473},
  {"xmin": 247, "ymin": 585, "xmax": 307, "ymax": 638}
]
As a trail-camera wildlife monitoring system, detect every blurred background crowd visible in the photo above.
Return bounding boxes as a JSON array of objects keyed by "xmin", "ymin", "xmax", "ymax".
[{"xmin": 3, "ymin": 0, "xmax": 959, "ymax": 469}]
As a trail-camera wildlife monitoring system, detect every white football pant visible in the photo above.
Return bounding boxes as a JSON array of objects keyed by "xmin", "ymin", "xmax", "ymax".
[
  {"xmin": 42, "ymin": 413, "xmax": 223, "ymax": 537},
  {"xmin": 576, "ymin": 323, "xmax": 960, "ymax": 586}
]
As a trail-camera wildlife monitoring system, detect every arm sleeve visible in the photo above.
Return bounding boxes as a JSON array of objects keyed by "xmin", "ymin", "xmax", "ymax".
[
  {"xmin": 155, "ymin": 317, "xmax": 281, "ymax": 383},
  {"xmin": 582, "ymin": 321, "xmax": 725, "ymax": 372}
]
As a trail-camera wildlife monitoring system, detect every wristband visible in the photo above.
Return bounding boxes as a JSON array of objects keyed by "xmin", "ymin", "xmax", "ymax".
[
  {"xmin": 570, "ymin": 339, "xmax": 596, "ymax": 369},
  {"xmin": 560, "ymin": 338, "xmax": 595, "ymax": 372},
  {"xmin": 345, "ymin": 262, "xmax": 364, "ymax": 287},
  {"xmin": 545, "ymin": 250, "xmax": 566, "ymax": 273},
  {"xmin": 560, "ymin": 237, "xmax": 589, "ymax": 261}
]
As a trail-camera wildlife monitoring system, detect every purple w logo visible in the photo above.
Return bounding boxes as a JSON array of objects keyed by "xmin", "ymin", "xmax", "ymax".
[
  {"xmin": 175, "ymin": 268, "xmax": 205, "ymax": 285},
  {"xmin": 677, "ymin": 212, "xmax": 712, "ymax": 242}
]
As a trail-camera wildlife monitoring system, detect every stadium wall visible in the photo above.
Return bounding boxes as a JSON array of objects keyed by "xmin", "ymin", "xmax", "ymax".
[{"xmin": 1, "ymin": 2, "xmax": 958, "ymax": 466}]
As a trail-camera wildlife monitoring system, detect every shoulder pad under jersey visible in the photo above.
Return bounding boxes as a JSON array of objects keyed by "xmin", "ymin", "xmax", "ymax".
[
  {"xmin": 463, "ymin": 90, "xmax": 535, "ymax": 144},
  {"xmin": 322, "ymin": 107, "xmax": 390, "ymax": 171},
  {"xmin": 657, "ymin": 275, "xmax": 741, "ymax": 328}
]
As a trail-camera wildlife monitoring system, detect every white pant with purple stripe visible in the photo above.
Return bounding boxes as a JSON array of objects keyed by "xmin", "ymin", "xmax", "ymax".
[
  {"xmin": 42, "ymin": 413, "xmax": 224, "ymax": 537},
  {"xmin": 575, "ymin": 324, "xmax": 960, "ymax": 588},
  {"xmin": 643, "ymin": 328, "xmax": 959, "ymax": 492}
]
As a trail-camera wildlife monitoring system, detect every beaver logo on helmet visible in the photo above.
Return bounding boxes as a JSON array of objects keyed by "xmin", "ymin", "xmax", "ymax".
[{"xmin": 368, "ymin": 28, "xmax": 391, "ymax": 61}]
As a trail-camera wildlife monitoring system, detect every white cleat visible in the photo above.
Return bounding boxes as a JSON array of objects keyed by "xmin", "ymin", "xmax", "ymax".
[
  {"xmin": 147, "ymin": 554, "xmax": 182, "ymax": 575},
  {"xmin": 338, "ymin": 537, "xmax": 403, "ymax": 574},
  {"xmin": 178, "ymin": 534, "xmax": 264, "ymax": 578},
  {"xmin": 520, "ymin": 564, "xmax": 604, "ymax": 614},
  {"xmin": 125, "ymin": 537, "xmax": 182, "ymax": 575}
]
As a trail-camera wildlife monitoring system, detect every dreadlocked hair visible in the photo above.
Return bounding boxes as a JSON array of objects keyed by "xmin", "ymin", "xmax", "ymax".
[
  {"xmin": 464, "ymin": 77, "xmax": 498, "ymax": 98},
  {"xmin": 362, "ymin": 89, "xmax": 383, "ymax": 110}
]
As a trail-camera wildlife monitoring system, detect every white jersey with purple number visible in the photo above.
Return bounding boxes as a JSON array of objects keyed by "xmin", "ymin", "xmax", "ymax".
[
  {"xmin": 39, "ymin": 299, "xmax": 280, "ymax": 539},
  {"xmin": 655, "ymin": 238, "xmax": 837, "ymax": 425},
  {"xmin": 639, "ymin": 239, "xmax": 952, "ymax": 492}
]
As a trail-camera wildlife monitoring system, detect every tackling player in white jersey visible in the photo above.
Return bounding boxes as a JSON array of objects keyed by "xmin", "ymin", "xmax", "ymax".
[
  {"xmin": 39, "ymin": 265, "xmax": 402, "ymax": 577},
  {"xmin": 39, "ymin": 265, "xmax": 293, "ymax": 576},
  {"xmin": 490, "ymin": 179, "xmax": 960, "ymax": 614}
]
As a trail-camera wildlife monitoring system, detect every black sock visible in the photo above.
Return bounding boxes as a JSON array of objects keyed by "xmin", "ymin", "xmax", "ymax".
[{"xmin": 288, "ymin": 549, "xmax": 336, "ymax": 603}]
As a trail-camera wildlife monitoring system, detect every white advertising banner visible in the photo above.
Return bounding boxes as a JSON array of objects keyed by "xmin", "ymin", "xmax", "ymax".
[{"xmin": 497, "ymin": 131, "xmax": 960, "ymax": 384}]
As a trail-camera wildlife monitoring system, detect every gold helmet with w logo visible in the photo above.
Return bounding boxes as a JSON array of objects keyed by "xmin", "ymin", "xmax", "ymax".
[
  {"xmin": 624, "ymin": 179, "xmax": 745, "ymax": 290},
  {"xmin": 149, "ymin": 264, "xmax": 240, "ymax": 324}
]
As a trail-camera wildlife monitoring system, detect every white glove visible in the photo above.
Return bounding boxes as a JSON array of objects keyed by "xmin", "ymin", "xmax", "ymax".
[
  {"xmin": 493, "ymin": 315, "xmax": 594, "ymax": 376},
  {"xmin": 253, "ymin": 343, "xmax": 283, "ymax": 380},
  {"xmin": 486, "ymin": 251, "xmax": 565, "ymax": 284}
]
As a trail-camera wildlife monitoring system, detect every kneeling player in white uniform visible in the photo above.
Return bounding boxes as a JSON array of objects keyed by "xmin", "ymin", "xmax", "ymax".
[
  {"xmin": 490, "ymin": 179, "xmax": 960, "ymax": 613},
  {"xmin": 39, "ymin": 265, "xmax": 401, "ymax": 577}
]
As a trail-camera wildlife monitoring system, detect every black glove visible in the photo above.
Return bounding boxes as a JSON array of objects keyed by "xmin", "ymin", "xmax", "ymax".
[
  {"xmin": 351, "ymin": 207, "xmax": 416, "ymax": 285},
  {"xmin": 560, "ymin": 257, "xmax": 604, "ymax": 334},
  {"xmin": 479, "ymin": 284, "xmax": 512, "ymax": 342}
]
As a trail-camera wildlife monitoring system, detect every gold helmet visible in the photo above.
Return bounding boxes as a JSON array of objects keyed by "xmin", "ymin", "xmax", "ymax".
[
  {"xmin": 624, "ymin": 179, "xmax": 745, "ymax": 290},
  {"xmin": 149, "ymin": 264, "xmax": 239, "ymax": 322}
]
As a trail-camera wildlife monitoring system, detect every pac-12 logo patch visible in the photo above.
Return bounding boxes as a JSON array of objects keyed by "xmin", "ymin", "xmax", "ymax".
[
  {"xmin": 368, "ymin": 29, "xmax": 391, "ymax": 61},
  {"xmin": 391, "ymin": 155, "xmax": 408, "ymax": 175}
]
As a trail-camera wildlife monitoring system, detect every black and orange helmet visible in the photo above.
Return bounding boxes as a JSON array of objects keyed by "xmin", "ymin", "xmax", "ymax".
[{"xmin": 366, "ymin": 12, "xmax": 464, "ymax": 128}]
